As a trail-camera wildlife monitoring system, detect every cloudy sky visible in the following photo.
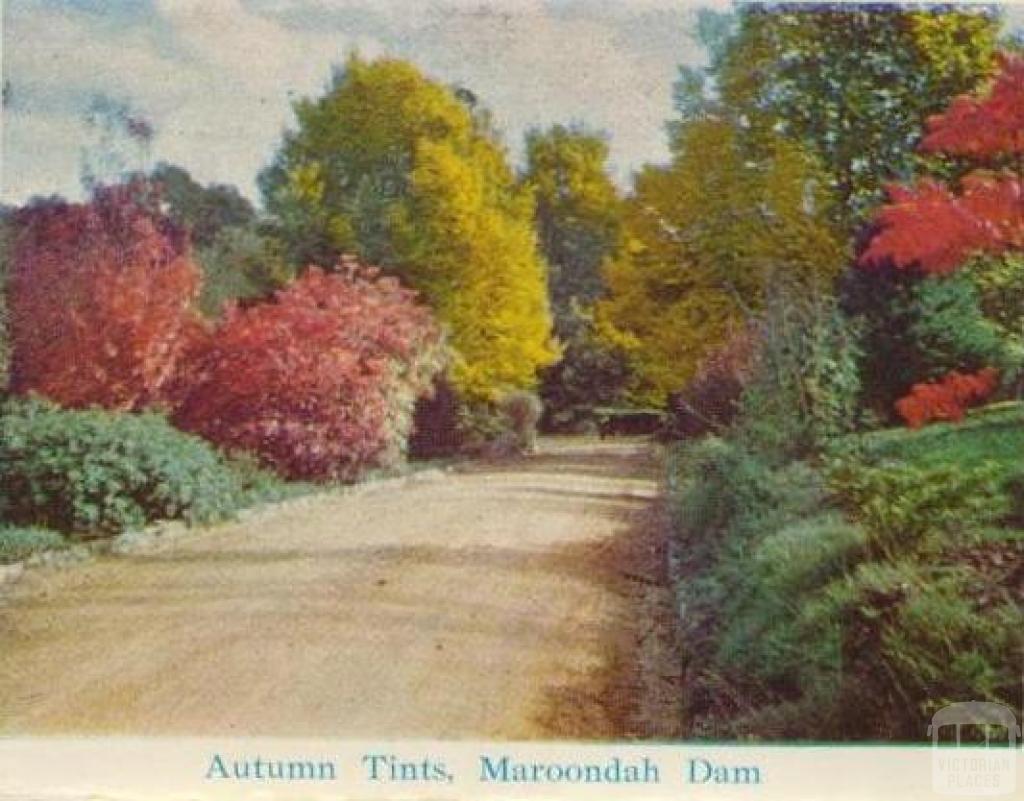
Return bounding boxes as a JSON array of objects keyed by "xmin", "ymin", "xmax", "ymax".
[{"xmin": 0, "ymin": 0, "xmax": 731, "ymax": 207}]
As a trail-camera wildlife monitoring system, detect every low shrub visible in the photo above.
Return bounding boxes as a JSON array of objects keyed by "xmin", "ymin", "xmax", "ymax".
[
  {"xmin": 827, "ymin": 458, "xmax": 1006, "ymax": 559},
  {"xmin": 894, "ymin": 368, "xmax": 999, "ymax": 428},
  {"xmin": 500, "ymin": 391, "xmax": 542, "ymax": 454},
  {"xmin": 669, "ymin": 425, "xmax": 1022, "ymax": 741},
  {"xmin": 412, "ymin": 388, "xmax": 544, "ymax": 459},
  {"xmin": 0, "ymin": 525, "xmax": 67, "ymax": 564},
  {"xmin": 818, "ymin": 560, "xmax": 1022, "ymax": 739},
  {"xmin": 0, "ymin": 398, "xmax": 241, "ymax": 535},
  {"xmin": 170, "ymin": 265, "xmax": 445, "ymax": 481},
  {"xmin": 715, "ymin": 513, "xmax": 866, "ymax": 691},
  {"xmin": 222, "ymin": 451, "xmax": 314, "ymax": 508}
]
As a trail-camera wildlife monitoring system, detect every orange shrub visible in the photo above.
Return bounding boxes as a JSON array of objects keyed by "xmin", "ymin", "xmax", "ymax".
[{"xmin": 894, "ymin": 368, "xmax": 999, "ymax": 428}]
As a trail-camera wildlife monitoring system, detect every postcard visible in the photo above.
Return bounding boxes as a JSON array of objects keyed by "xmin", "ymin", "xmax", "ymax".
[{"xmin": 0, "ymin": 1, "xmax": 1021, "ymax": 799}]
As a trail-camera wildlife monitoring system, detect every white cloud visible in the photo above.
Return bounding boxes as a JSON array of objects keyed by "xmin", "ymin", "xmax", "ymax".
[{"xmin": 1, "ymin": 0, "xmax": 709, "ymax": 205}]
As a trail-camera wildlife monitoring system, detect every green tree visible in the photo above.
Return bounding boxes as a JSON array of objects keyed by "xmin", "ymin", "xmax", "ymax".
[
  {"xmin": 260, "ymin": 55, "xmax": 555, "ymax": 399},
  {"xmin": 842, "ymin": 268, "xmax": 1006, "ymax": 413},
  {"xmin": 522, "ymin": 125, "xmax": 623, "ymax": 337},
  {"xmin": 149, "ymin": 162, "xmax": 256, "ymax": 248},
  {"xmin": 679, "ymin": 3, "xmax": 1000, "ymax": 227},
  {"xmin": 196, "ymin": 226, "xmax": 295, "ymax": 318}
]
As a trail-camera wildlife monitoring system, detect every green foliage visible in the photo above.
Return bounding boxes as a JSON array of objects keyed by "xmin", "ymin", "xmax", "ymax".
[
  {"xmin": 669, "ymin": 438, "xmax": 825, "ymax": 567},
  {"xmin": 819, "ymin": 560, "xmax": 1022, "ymax": 739},
  {"xmin": 0, "ymin": 398, "xmax": 241, "ymax": 535},
  {"xmin": 967, "ymin": 252, "xmax": 1024, "ymax": 340},
  {"xmin": 149, "ymin": 162, "xmax": 256, "ymax": 248},
  {"xmin": 687, "ymin": 4, "xmax": 1000, "ymax": 227},
  {"xmin": 716, "ymin": 512, "xmax": 866, "ymax": 692},
  {"xmin": 1006, "ymin": 472, "xmax": 1024, "ymax": 526},
  {"xmin": 859, "ymin": 399, "xmax": 1024, "ymax": 467},
  {"xmin": 737, "ymin": 288, "xmax": 863, "ymax": 458},
  {"xmin": 196, "ymin": 226, "xmax": 295, "ymax": 318},
  {"xmin": 538, "ymin": 307, "xmax": 630, "ymax": 432},
  {"xmin": 260, "ymin": 55, "xmax": 555, "ymax": 400},
  {"xmin": 668, "ymin": 401, "xmax": 1022, "ymax": 740},
  {"xmin": 222, "ymin": 451, "xmax": 314, "ymax": 508},
  {"xmin": 522, "ymin": 124, "xmax": 623, "ymax": 337},
  {"xmin": 0, "ymin": 525, "xmax": 67, "ymax": 564},
  {"xmin": 499, "ymin": 391, "xmax": 543, "ymax": 454},
  {"xmin": 827, "ymin": 459, "xmax": 1006, "ymax": 559},
  {"xmin": 597, "ymin": 120, "xmax": 846, "ymax": 404},
  {"xmin": 965, "ymin": 252, "xmax": 1024, "ymax": 385},
  {"xmin": 846, "ymin": 270, "xmax": 1007, "ymax": 413}
]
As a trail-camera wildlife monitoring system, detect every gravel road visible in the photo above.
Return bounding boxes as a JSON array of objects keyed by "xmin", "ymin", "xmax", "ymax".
[{"xmin": 0, "ymin": 439, "xmax": 682, "ymax": 738}]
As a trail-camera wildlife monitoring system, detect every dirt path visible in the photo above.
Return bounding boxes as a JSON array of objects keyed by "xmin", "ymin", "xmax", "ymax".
[{"xmin": 0, "ymin": 439, "xmax": 682, "ymax": 738}]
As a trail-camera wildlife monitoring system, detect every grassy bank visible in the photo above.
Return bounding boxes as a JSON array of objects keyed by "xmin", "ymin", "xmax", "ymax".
[{"xmin": 669, "ymin": 402, "xmax": 1024, "ymax": 741}]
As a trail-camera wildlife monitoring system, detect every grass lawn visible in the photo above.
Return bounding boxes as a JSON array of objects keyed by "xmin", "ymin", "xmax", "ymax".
[{"xmin": 859, "ymin": 400, "xmax": 1024, "ymax": 473}]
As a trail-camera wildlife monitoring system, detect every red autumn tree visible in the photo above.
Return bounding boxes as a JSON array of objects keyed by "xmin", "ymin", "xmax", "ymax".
[
  {"xmin": 8, "ymin": 182, "xmax": 200, "ymax": 410},
  {"xmin": 861, "ymin": 53, "xmax": 1024, "ymax": 273},
  {"xmin": 170, "ymin": 264, "xmax": 445, "ymax": 481}
]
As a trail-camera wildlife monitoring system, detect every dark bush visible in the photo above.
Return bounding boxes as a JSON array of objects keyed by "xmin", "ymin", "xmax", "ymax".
[
  {"xmin": 539, "ymin": 311, "xmax": 630, "ymax": 433},
  {"xmin": 500, "ymin": 391, "xmax": 543, "ymax": 454},
  {"xmin": 843, "ymin": 269, "xmax": 1005, "ymax": 415},
  {"xmin": 0, "ymin": 398, "xmax": 241, "ymax": 535},
  {"xmin": 410, "ymin": 384, "xmax": 544, "ymax": 458},
  {"xmin": 667, "ymin": 326, "xmax": 759, "ymax": 438},
  {"xmin": 409, "ymin": 377, "xmax": 466, "ymax": 459}
]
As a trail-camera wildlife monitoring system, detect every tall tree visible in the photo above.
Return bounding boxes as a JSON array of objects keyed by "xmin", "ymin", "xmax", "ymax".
[
  {"xmin": 149, "ymin": 163, "xmax": 256, "ymax": 248},
  {"xmin": 522, "ymin": 125, "xmax": 623, "ymax": 337},
  {"xmin": 7, "ymin": 183, "xmax": 200, "ymax": 411},
  {"xmin": 678, "ymin": 3, "xmax": 1000, "ymax": 227},
  {"xmin": 597, "ymin": 120, "xmax": 846, "ymax": 404},
  {"xmin": 862, "ymin": 53, "xmax": 1024, "ymax": 273},
  {"xmin": 260, "ymin": 55, "xmax": 554, "ymax": 399},
  {"xmin": 851, "ymin": 52, "xmax": 1024, "ymax": 410}
]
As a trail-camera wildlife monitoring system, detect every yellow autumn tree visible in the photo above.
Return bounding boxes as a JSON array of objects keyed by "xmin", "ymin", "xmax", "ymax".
[
  {"xmin": 597, "ymin": 120, "xmax": 847, "ymax": 405},
  {"xmin": 260, "ymin": 55, "xmax": 555, "ymax": 400}
]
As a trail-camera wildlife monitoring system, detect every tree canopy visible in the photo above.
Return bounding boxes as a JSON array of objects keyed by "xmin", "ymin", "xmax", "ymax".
[
  {"xmin": 597, "ymin": 120, "xmax": 846, "ymax": 404},
  {"xmin": 677, "ymin": 3, "xmax": 1000, "ymax": 228},
  {"xmin": 260, "ymin": 55, "xmax": 555, "ymax": 400},
  {"xmin": 522, "ymin": 125, "xmax": 623, "ymax": 338}
]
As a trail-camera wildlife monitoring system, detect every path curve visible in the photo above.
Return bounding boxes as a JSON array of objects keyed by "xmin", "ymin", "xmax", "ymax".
[{"xmin": 0, "ymin": 439, "xmax": 682, "ymax": 738}]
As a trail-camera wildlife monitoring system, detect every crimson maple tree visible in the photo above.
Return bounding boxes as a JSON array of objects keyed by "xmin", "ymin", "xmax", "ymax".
[
  {"xmin": 170, "ymin": 264, "xmax": 444, "ymax": 481},
  {"xmin": 861, "ymin": 53, "xmax": 1024, "ymax": 273},
  {"xmin": 8, "ymin": 182, "xmax": 200, "ymax": 410}
]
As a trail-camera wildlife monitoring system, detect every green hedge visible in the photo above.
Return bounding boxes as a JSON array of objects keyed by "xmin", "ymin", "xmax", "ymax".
[
  {"xmin": 0, "ymin": 525, "xmax": 67, "ymax": 564},
  {"xmin": 0, "ymin": 398, "xmax": 242, "ymax": 535},
  {"xmin": 669, "ymin": 435, "xmax": 1022, "ymax": 740}
]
